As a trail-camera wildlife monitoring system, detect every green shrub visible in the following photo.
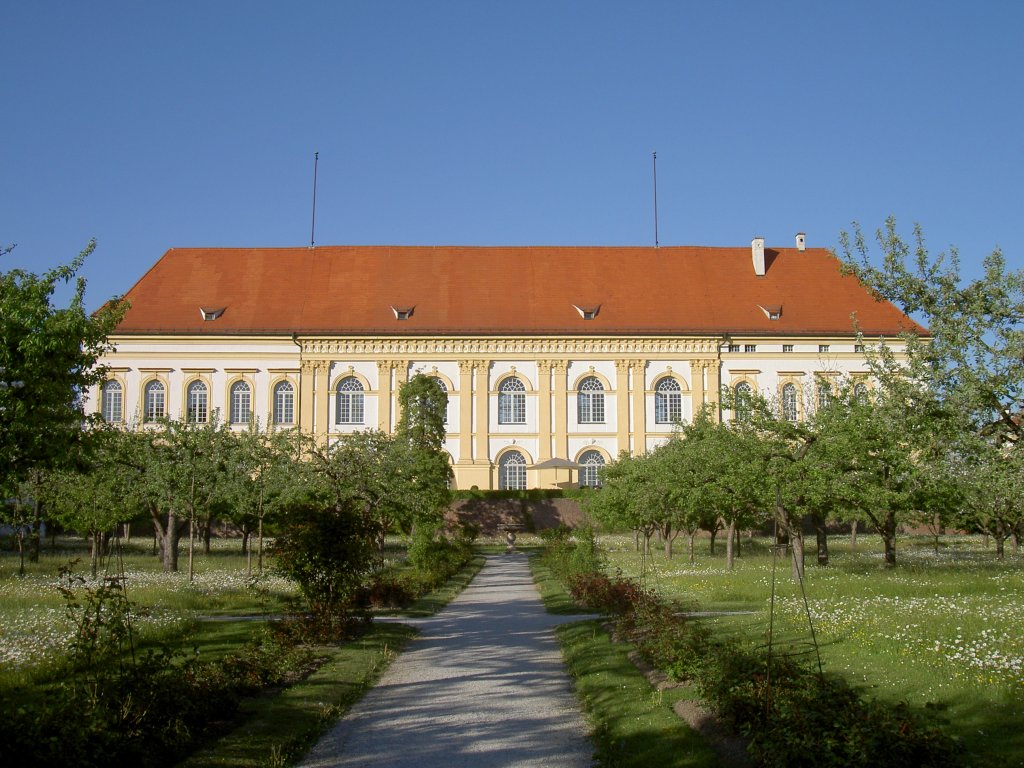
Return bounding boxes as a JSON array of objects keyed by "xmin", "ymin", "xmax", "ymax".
[{"xmin": 408, "ymin": 529, "xmax": 473, "ymax": 589}]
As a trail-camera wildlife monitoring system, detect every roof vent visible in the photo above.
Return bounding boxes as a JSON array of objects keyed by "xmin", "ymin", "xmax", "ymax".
[
  {"xmin": 796, "ymin": 232, "xmax": 806, "ymax": 251},
  {"xmin": 391, "ymin": 305, "xmax": 415, "ymax": 320},
  {"xmin": 759, "ymin": 304, "xmax": 783, "ymax": 320},
  {"xmin": 752, "ymin": 237, "xmax": 766, "ymax": 276},
  {"xmin": 573, "ymin": 304, "xmax": 600, "ymax": 320},
  {"xmin": 200, "ymin": 307, "xmax": 225, "ymax": 321}
]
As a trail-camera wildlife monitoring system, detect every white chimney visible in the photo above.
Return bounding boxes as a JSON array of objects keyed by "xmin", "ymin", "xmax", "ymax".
[
  {"xmin": 751, "ymin": 236, "xmax": 766, "ymax": 276},
  {"xmin": 796, "ymin": 232, "xmax": 806, "ymax": 251}
]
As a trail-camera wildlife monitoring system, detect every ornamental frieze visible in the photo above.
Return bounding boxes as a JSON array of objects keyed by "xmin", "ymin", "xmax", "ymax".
[{"xmin": 300, "ymin": 336, "xmax": 719, "ymax": 357}]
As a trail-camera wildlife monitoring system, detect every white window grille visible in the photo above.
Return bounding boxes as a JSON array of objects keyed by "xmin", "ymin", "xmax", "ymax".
[
  {"xmin": 274, "ymin": 381, "xmax": 294, "ymax": 424},
  {"xmin": 230, "ymin": 381, "xmax": 251, "ymax": 424},
  {"xmin": 187, "ymin": 381, "xmax": 208, "ymax": 423},
  {"xmin": 101, "ymin": 380, "xmax": 122, "ymax": 423},
  {"xmin": 578, "ymin": 450, "xmax": 605, "ymax": 488},
  {"xmin": 498, "ymin": 377, "xmax": 526, "ymax": 424},
  {"xmin": 782, "ymin": 383, "xmax": 798, "ymax": 422},
  {"xmin": 336, "ymin": 377, "xmax": 365, "ymax": 424},
  {"xmin": 734, "ymin": 382, "xmax": 753, "ymax": 422},
  {"xmin": 143, "ymin": 380, "xmax": 165, "ymax": 422},
  {"xmin": 577, "ymin": 376, "xmax": 605, "ymax": 423},
  {"xmin": 655, "ymin": 378, "xmax": 682, "ymax": 424},
  {"xmin": 430, "ymin": 376, "xmax": 448, "ymax": 424},
  {"xmin": 499, "ymin": 450, "xmax": 527, "ymax": 490}
]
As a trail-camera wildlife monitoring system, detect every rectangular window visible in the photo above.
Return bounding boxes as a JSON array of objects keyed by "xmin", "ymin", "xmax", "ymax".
[
  {"xmin": 782, "ymin": 344, "xmax": 794, "ymax": 353},
  {"xmin": 744, "ymin": 344, "xmax": 757, "ymax": 353},
  {"xmin": 818, "ymin": 344, "xmax": 830, "ymax": 353},
  {"xmin": 854, "ymin": 344, "xmax": 865, "ymax": 353},
  {"xmin": 728, "ymin": 344, "xmax": 740, "ymax": 353}
]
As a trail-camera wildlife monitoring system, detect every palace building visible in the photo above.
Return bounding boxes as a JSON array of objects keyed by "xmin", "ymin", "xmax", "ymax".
[{"xmin": 91, "ymin": 236, "xmax": 920, "ymax": 490}]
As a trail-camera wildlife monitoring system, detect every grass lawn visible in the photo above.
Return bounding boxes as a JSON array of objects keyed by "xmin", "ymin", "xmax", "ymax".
[
  {"xmin": 531, "ymin": 554, "xmax": 726, "ymax": 768},
  {"xmin": 0, "ymin": 536, "xmax": 297, "ymax": 685},
  {"xmin": 0, "ymin": 535, "xmax": 484, "ymax": 768},
  {"xmin": 600, "ymin": 532, "xmax": 1024, "ymax": 768}
]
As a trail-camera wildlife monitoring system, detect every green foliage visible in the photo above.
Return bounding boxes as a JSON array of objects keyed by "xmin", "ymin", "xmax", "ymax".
[
  {"xmin": 565, "ymin": 563, "xmax": 967, "ymax": 768},
  {"xmin": 0, "ymin": 241, "xmax": 124, "ymax": 491},
  {"xmin": 406, "ymin": 526, "xmax": 474, "ymax": 589},
  {"xmin": 538, "ymin": 524, "xmax": 605, "ymax": 584},
  {"xmin": 270, "ymin": 501, "xmax": 375, "ymax": 636},
  {"xmin": 0, "ymin": 563, "xmax": 308, "ymax": 768}
]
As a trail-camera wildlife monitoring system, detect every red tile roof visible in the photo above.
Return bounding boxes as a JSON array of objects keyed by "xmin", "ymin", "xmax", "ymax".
[{"xmin": 113, "ymin": 245, "xmax": 925, "ymax": 337}]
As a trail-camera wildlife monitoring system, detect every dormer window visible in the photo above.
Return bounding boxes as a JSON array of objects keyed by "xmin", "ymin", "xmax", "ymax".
[
  {"xmin": 759, "ymin": 304, "xmax": 782, "ymax": 320},
  {"xmin": 573, "ymin": 304, "xmax": 600, "ymax": 320},
  {"xmin": 391, "ymin": 306, "xmax": 414, "ymax": 320},
  {"xmin": 200, "ymin": 307, "xmax": 225, "ymax": 321}
]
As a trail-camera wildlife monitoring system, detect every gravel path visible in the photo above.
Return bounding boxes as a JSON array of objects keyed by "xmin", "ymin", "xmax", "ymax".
[{"xmin": 297, "ymin": 553, "xmax": 598, "ymax": 768}]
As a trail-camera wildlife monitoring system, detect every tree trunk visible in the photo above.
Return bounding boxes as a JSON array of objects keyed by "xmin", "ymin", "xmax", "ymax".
[
  {"xmin": 812, "ymin": 512, "xmax": 829, "ymax": 566},
  {"xmin": 241, "ymin": 527, "xmax": 251, "ymax": 555},
  {"xmin": 791, "ymin": 528, "xmax": 805, "ymax": 581},
  {"xmin": 725, "ymin": 519, "xmax": 736, "ymax": 570},
  {"xmin": 28, "ymin": 499, "xmax": 43, "ymax": 563},
  {"xmin": 995, "ymin": 535, "xmax": 1005, "ymax": 560},
  {"xmin": 688, "ymin": 532, "xmax": 696, "ymax": 563},
  {"xmin": 734, "ymin": 526, "xmax": 741, "ymax": 558},
  {"xmin": 202, "ymin": 518, "xmax": 212, "ymax": 555},
  {"xmin": 850, "ymin": 518, "xmax": 858, "ymax": 550},
  {"xmin": 882, "ymin": 510, "xmax": 897, "ymax": 567},
  {"xmin": 664, "ymin": 529, "xmax": 673, "ymax": 559},
  {"xmin": 188, "ymin": 517, "xmax": 196, "ymax": 583},
  {"xmin": 90, "ymin": 531, "xmax": 100, "ymax": 578},
  {"xmin": 709, "ymin": 527, "xmax": 718, "ymax": 556},
  {"xmin": 16, "ymin": 529, "xmax": 26, "ymax": 577},
  {"xmin": 257, "ymin": 515, "xmax": 265, "ymax": 576},
  {"xmin": 634, "ymin": 529, "xmax": 641, "ymax": 552},
  {"xmin": 124, "ymin": 522, "xmax": 131, "ymax": 542},
  {"xmin": 152, "ymin": 504, "xmax": 181, "ymax": 572}
]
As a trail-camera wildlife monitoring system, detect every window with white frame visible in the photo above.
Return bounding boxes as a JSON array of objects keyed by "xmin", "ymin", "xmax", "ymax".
[
  {"xmin": 499, "ymin": 450, "xmax": 527, "ymax": 490},
  {"xmin": 274, "ymin": 381, "xmax": 294, "ymax": 425},
  {"xmin": 817, "ymin": 380, "xmax": 832, "ymax": 411},
  {"xmin": 782, "ymin": 344, "xmax": 794, "ymax": 353},
  {"xmin": 655, "ymin": 377, "xmax": 682, "ymax": 424},
  {"xmin": 578, "ymin": 450, "xmax": 605, "ymax": 488},
  {"xmin": 336, "ymin": 377, "xmax": 365, "ymax": 424},
  {"xmin": 143, "ymin": 380, "xmax": 165, "ymax": 422},
  {"xmin": 782, "ymin": 383, "xmax": 798, "ymax": 422},
  {"xmin": 230, "ymin": 381, "xmax": 251, "ymax": 424},
  {"xmin": 101, "ymin": 380, "xmax": 122, "ymax": 423},
  {"xmin": 819, "ymin": 344, "xmax": 830, "ymax": 353},
  {"xmin": 186, "ymin": 380, "xmax": 208, "ymax": 423},
  {"xmin": 430, "ymin": 376, "xmax": 448, "ymax": 424},
  {"xmin": 577, "ymin": 376, "xmax": 605, "ymax": 424},
  {"xmin": 734, "ymin": 381, "xmax": 753, "ymax": 422},
  {"xmin": 498, "ymin": 377, "xmax": 526, "ymax": 424},
  {"xmin": 854, "ymin": 382, "xmax": 869, "ymax": 405}
]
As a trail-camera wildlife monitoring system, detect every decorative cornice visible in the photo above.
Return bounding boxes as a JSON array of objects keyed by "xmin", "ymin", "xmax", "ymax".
[{"xmin": 300, "ymin": 336, "xmax": 721, "ymax": 357}]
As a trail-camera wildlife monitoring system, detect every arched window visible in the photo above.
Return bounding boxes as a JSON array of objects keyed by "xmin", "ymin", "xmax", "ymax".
[
  {"xmin": 499, "ymin": 450, "xmax": 527, "ymax": 490},
  {"xmin": 578, "ymin": 450, "xmax": 605, "ymax": 488},
  {"xmin": 273, "ymin": 381, "xmax": 294, "ymax": 425},
  {"xmin": 101, "ymin": 380, "xmax": 122, "ymax": 423},
  {"xmin": 655, "ymin": 378, "xmax": 682, "ymax": 424},
  {"xmin": 336, "ymin": 377, "xmax": 364, "ymax": 424},
  {"xmin": 577, "ymin": 376, "xmax": 605, "ymax": 424},
  {"xmin": 817, "ymin": 381, "xmax": 832, "ymax": 412},
  {"xmin": 430, "ymin": 376, "xmax": 448, "ymax": 424},
  {"xmin": 230, "ymin": 381, "xmax": 251, "ymax": 424},
  {"xmin": 143, "ymin": 380, "xmax": 165, "ymax": 422},
  {"xmin": 498, "ymin": 377, "xmax": 526, "ymax": 424},
  {"xmin": 854, "ymin": 382, "xmax": 869, "ymax": 405},
  {"xmin": 187, "ymin": 380, "xmax": 208, "ymax": 423},
  {"xmin": 782, "ymin": 383, "xmax": 798, "ymax": 422},
  {"xmin": 734, "ymin": 382, "xmax": 753, "ymax": 422}
]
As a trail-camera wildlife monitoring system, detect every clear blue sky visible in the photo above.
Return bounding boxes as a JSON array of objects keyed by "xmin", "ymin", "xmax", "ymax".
[{"xmin": 3, "ymin": 1, "xmax": 1022, "ymax": 311}]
